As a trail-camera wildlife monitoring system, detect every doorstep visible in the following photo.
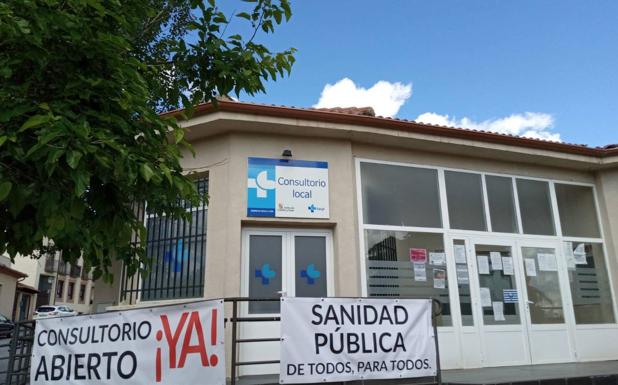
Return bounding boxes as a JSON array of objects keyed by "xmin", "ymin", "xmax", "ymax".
[{"xmin": 443, "ymin": 360, "xmax": 618, "ymax": 385}]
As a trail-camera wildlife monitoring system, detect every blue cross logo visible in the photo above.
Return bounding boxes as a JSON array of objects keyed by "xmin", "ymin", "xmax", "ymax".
[
  {"xmin": 255, "ymin": 264, "xmax": 276, "ymax": 285},
  {"xmin": 300, "ymin": 264, "xmax": 321, "ymax": 285},
  {"xmin": 163, "ymin": 239, "xmax": 189, "ymax": 273},
  {"xmin": 308, "ymin": 204, "xmax": 317, "ymax": 213}
]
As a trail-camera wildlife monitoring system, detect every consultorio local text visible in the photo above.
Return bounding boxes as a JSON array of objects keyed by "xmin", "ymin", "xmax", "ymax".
[{"xmin": 277, "ymin": 176, "xmax": 326, "ymax": 199}]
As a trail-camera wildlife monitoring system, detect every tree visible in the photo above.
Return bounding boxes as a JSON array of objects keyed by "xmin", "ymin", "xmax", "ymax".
[{"xmin": 0, "ymin": 0, "xmax": 295, "ymax": 281}]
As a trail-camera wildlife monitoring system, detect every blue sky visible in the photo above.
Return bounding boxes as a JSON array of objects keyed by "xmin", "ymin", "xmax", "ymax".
[{"xmin": 236, "ymin": 1, "xmax": 618, "ymax": 147}]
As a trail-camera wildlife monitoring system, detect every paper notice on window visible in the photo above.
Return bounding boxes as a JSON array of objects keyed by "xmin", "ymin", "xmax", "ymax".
[
  {"xmin": 480, "ymin": 287, "xmax": 492, "ymax": 307},
  {"xmin": 502, "ymin": 257, "xmax": 514, "ymax": 276},
  {"xmin": 433, "ymin": 269, "xmax": 446, "ymax": 289},
  {"xmin": 564, "ymin": 242, "xmax": 576, "ymax": 270},
  {"xmin": 524, "ymin": 258, "xmax": 537, "ymax": 276},
  {"xmin": 456, "ymin": 265, "xmax": 469, "ymax": 285},
  {"xmin": 454, "ymin": 244, "xmax": 467, "ymax": 264},
  {"xmin": 574, "ymin": 243, "xmax": 587, "ymax": 265},
  {"xmin": 429, "ymin": 252, "xmax": 446, "ymax": 266},
  {"xmin": 538, "ymin": 253, "xmax": 558, "ymax": 272},
  {"xmin": 490, "ymin": 252, "xmax": 503, "ymax": 270},
  {"xmin": 410, "ymin": 248, "xmax": 428, "ymax": 264},
  {"xmin": 414, "ymin": 263, "xmax": 427, "ymax": 281},
  {"xmin": 492, "ymin": 301, "xmax": 506, "ymax": 321},
  {"xmin": 477, "ymin": 255, "xmax": 490, "ymax": 275}
]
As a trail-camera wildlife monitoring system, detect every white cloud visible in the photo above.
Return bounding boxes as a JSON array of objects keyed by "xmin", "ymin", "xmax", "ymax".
[
  {"xmin": 313, "ymin": 78, "xmax": 412, "ymax": 117},
  {"xmin": 416, "ymin": 112, "xmax": 561, "ymax": 142}
]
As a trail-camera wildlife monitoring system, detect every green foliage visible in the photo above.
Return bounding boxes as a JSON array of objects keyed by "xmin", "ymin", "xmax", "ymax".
[{"xmin": 0, "ymin": 0, "xmax": 295, "ymax": 282}]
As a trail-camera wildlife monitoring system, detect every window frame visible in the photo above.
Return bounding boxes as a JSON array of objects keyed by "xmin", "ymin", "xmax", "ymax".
[{"xmin": 355, "ymin": 157, "xmax": 616, "ymax": 330}]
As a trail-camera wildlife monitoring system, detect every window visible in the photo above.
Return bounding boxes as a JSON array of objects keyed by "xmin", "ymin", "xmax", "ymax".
[
  {"xmin": 360, "ymin": 162, "xmax": 442, "ymax": 228},
  {"xmin": 445, "ymin": 171, "xmax": 486, "ymax": 231},
  {"xmin": 486, "ymin": 175, "xmax": 518, "ymax": 233},
  {"xmin": 79, "ymin": 284, "xmax": 86, "ymax": 303},
  {"xmin": 555, "ymin": 184, "xmax": 601, "ymax": 238},
  {"xmin": 365, "ymin": 230, "xmax": 451, "ymax": 326},
  {"xmin": 248, "ymin": 235, "xmax": 282, "ymax": 314},
  {"xmin": 565, "ymin": 242, "xmax": 615, "ymax": 324},
  {"xmin": 137, "ymin": 177, "xmax": 208, "ymax": 301},
  {"xmin": 56, "ymin": 280, "xmax": 64, "ymax": 298},
  {"xmin": 67, "ymin": 282, "xmax": 74, "ymax": 301},
  {"xmin": 516, "ymin": 179, "xmax": 555, "ymax": 235}
]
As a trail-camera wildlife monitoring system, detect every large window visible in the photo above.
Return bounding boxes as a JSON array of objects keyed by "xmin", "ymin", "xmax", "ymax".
[
  {"xmin": 486, "ymin": 175, "xmax": 518, "ymax": 233},
  {"xmin": 361, "ymin": 162, "xmax": 442, "ymax": 228},
  {"xmin": 445, "ymin": 171, "xmax": 486, "ymax": 231},
  {"xmin": 516, "ymin": 179, "xmax": 555, "ymax": 235},
  {"xmin": 121, "ymin": 177, "xmax": 208, "ymax": 302},
  {"xmin": 365, "ymin": 230, "xmax": 451, "ymax": 326},
  {"xmin": 555, "ymin": 184, "xmax": 600, "ymax": 238},
  {"xmin": 565, "ymin": 242, "xmax": 615, "ymax": 324},
  {"xmin": 358, "ymin": 160, "xmax": 614, "ymax": 327}
]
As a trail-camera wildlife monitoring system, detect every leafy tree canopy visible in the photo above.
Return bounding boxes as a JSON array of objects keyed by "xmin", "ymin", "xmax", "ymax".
[{"xmin": 0, "ymin": 0, "xmax": 295, "ymax": 281}]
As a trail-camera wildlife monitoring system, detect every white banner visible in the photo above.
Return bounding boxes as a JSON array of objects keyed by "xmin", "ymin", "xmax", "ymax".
[
  {"xmin": 280, "ymin": 297, "xmax": 436, "ymax": 383},
  {"xmin": 30, "ymin": 300, "xmax": 225, "ymax": 385}
]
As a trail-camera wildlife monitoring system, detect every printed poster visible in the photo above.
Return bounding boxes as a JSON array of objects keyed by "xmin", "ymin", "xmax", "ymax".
[
  {"xmin": 490, "ymin": 252, "xmax": 503, "ymax": 270},
  {"xmin": 456, "ymin": 265, "xmax": 469, "ymax": 285},
  {"xmin": 492, "ymin": 302, "xmax": 505, "ymax": 321},
  {"xmin": 538, "ymin": 253, "xmax": 558, "ymax": 272},
  {"xmin": 410, "ymin": 248, "xmax": 428, "ymax": 264},
  {"xmin": 477, "ymin": 255, "xmax": 490, "ymax": 275},
  {"xmin": 433, "ymin": 269, "xmax": 446, "ymax": 289},
  {"xmin": 524, "ymin": 258, "xmax": 537, "ymax": 277},
  {"xmin": 414, "ymin": 263, "xmax": 427, "ymax": 282},
  {"xmin": 429, "ymin": 252, "xmax": 446, "ymax": 266},
  {"xmin": 502, "ymin": 257, "xmax": 514, "ymax": 276},
  {"xmin": 480, "ymin": 287, "xmax": 492, "ymax": 307},
  {"xmin": 574, "ymin": 243, "xmax": 587, "ymax": 265},
  {"xmin": 454, "ymin": 245, "xmax": 467, "ymax": 264}
]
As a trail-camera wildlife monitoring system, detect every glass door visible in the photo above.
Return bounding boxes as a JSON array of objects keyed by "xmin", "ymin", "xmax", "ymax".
[
  {"xmin": 471, "ymin": 239, "xmax": 531, "ymax": 366},
  {"xmin": 518, "ymin": 240, "xmax": 575, "ymax": 364},
  {"xmin": 240, "ymin": 228, "xmax": 333, "ymax": 376}
]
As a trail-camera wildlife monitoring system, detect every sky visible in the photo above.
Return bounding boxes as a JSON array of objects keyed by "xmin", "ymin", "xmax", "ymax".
[{"xmin": 235, "ymin": 0, "xmax": 618, "ymax": 147}]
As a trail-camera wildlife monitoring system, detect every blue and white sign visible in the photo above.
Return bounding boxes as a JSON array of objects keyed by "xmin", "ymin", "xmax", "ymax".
[
  {"xmin": 503, "ymin": 289, "xmax": 519, "ymax": 303},
  {"xmin": 247, "ymin": 157, "xmax": 329, "ymax": 218}
]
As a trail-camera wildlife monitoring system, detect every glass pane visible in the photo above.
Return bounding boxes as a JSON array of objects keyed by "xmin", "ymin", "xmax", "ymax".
[
  {"xmin": 248, "ymin": 235, "xmax": 282, "ymax": 314},
  {"xmin": 566, "ymin": 242, "xmax": 615, "ymax": 324},
  {"xmin": 555, "ymin": 184, "xmax": 601, "ymax": 238},
  {"xmin": 445, "ymin": 171, "xmax": 486, "ymax": 231},
  {"xmin": 486, "ymin": 175, "xmax": 518, "ymax": 233},
  {"xmin": 516, "ymin": 179, "xmax": 556, "ymax": 235},
  {"xmin": 521, "ymin": 247, "xmax": 564, "ymax": 324},
  {"xmin": 453, "ymin": 240, "xmax": 473, "ymax": 326},
  {"xmin": 475, "ymin": 244, "xmax": 521, "ymax": 325},
  {"xmin": 365, "ymin": 230, "xmax": 451, "ymax": 326},
  {"xmin": 360, "ymin": 162, "xmax": 442, "ymax": 228},
  {"xmin": 295, "ymin": 236, "xmax": 327, "ymax": 298}
]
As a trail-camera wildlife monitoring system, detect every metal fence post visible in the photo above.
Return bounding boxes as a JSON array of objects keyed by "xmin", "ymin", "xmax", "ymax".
[{"xmin": 230, "ymin": 299, "xmax": 238, "ymax": 385}]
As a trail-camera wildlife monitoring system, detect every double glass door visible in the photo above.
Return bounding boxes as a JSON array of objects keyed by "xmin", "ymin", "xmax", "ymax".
[
  {"xmin": 454, "ymin": 236, "xmax": 574, "ymax": 366},
  {"xmin": 240, "ymin": 228, "xmax": 333, "ymax": 375}
]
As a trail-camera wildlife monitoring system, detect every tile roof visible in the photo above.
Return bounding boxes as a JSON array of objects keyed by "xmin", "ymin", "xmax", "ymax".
[{"xmin": 163, "ymin": 99, "xmax": 618, "ymax": 158}]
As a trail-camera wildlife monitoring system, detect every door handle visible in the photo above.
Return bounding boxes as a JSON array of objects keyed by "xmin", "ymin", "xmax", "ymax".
[{"xmin": 526, "ymin": 300, "xmax": 534, "ymax": 304}]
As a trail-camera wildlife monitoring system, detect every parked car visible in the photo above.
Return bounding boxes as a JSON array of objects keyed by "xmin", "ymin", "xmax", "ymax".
[
  {"xmin": 0, "ymin": 314, "xmax": 14, "ymax": 338},
  {"xmin": 33, "ymin": 305, "xmax": 77, "ymax": 319}
]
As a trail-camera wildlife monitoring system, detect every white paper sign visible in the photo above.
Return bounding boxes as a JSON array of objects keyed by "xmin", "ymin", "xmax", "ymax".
[
  {"xmin": 414, "ymin": 263, "xmax": 427, "ymax": 282},
  {"xmin": 454, "ymin": 245, "xmax": 467, "ymax": 264},
  {"xmin": 480, "ymin": 287, "xmax": 492, "ymax": 307},
  {"xmin": 490, "ymin": 252, "xmax": 503, "ymax": 270},
  {"xmin": 456, "ymin": 265, "xmax": 469, "ymax": 285},
  {"xmin": 433, "ymin": 269, "xmax": 446, "ymax": 289},
  {"xmin": 502, "ymin": 257, "xmax": 514, "ymax": 276},
  {"xmin": 477, "ymin": 255, "xmax": 490, "ymax": 275},
  {"xmin": 574, "ymin": 243, "xmax": 587, "ymax": 265},
  {"xmin": 31, "ymin": 300, "xmax": 225, "ymax": 385},
  {"xmin": 524, "ymin": 258, "xmax": 537, "ymax": 277},
  {"xmin": 280, "ymin": 297, "xmax": 437, "ymax": 383},
  {"xmin": 564, "ymin": 242, "xmax": 576, "ymax": 269},
  {"xmin": 492, "ymin": 302, "xmax": 505, "ymax": 321},
  {"xmin": 538, "ymin": 253, "xmax": 558, "ymax": 272},
  {"xmin": 429, "ymin": 252, "xmax": 446, "ymax": 266}
]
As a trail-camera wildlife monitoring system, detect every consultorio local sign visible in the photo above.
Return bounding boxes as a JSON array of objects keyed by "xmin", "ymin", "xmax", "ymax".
[{"xmin": 247, "ymin": 157, "xmax": 329, "ymax": 218}]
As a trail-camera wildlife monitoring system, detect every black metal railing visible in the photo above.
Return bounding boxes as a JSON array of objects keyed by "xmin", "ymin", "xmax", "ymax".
[
  {"xmin": 4, "ymin": 321, "xmax": 35, "ymax": 385},
  {"xmin": 43, "ymin": 258, "xmax": 57, "ymax": 273},
  {"xmin": 69, "ymin": 264, "xmax": 81, "ymax": 278}
]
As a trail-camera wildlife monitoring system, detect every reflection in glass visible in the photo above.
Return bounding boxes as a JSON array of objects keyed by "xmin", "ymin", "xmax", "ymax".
[
  {"xmin": 555, "ymin": 184, "xmax": 601, "ymax": 238},
  {"xmin": 486, "ymin": 175, "xmax": 518, "ymax": 233},
  {"xmin": 365, "ymin": 230, "xmax": 451, "ymax": 326},
  {"xmin": 566, "ymin": 242, "xmax": 615, "ymax": 324},
  {"xmin": 445, "ymin": 171, "xmax": 487, "ymax": 231},
  {"xmin": 516, "ymin": 179, "xmax": 555, "ymax": 236},
  {"xmin": 475, "ymin": 244, "xmax": 520, "ymax": 325},
  {"xmin": 521, "ymin": 247, "xmax": 564, "ymax": 324},
  {"xmin": 295, "ymin": 236, "xmax": 327, "ymax": 298},
  {"xmin": 248, "ymin": 235, "xmax": 282, "ymax": 314}
]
